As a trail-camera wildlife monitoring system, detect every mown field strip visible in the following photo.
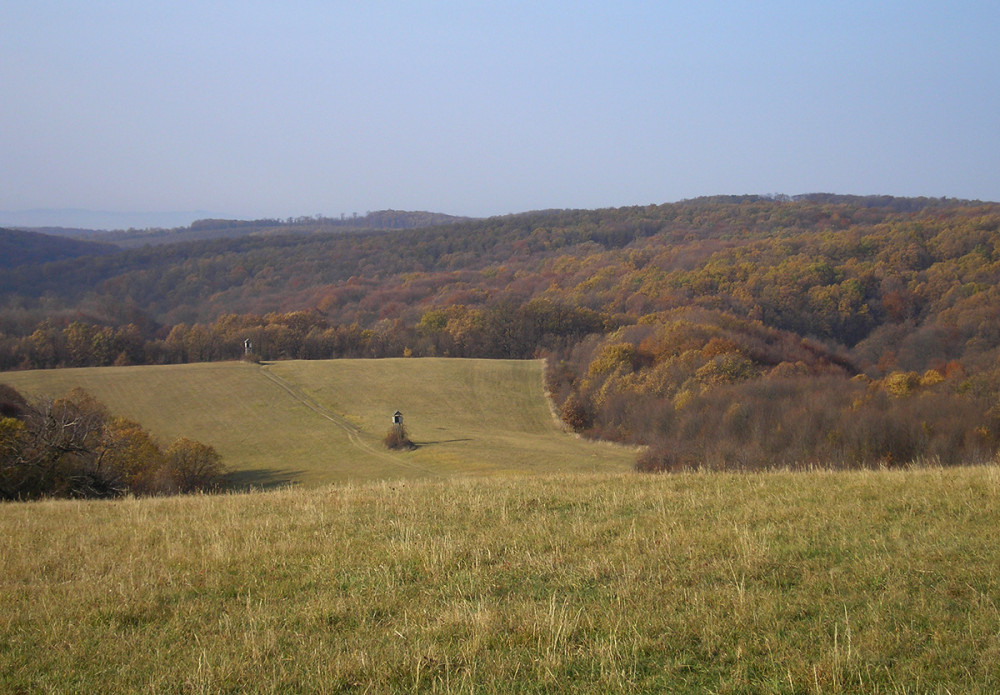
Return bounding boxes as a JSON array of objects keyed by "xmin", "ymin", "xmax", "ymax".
[
  {"xmin": 258, "ymin": 364, "xmax": 441, "ymax": 477},
  {"xmin": 0, "ymin": 358, "xmax": 635, "ymax": 486}
]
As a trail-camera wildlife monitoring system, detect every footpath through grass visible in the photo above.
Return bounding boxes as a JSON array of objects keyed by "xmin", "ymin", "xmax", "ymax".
[
  {"xmin": 0, "ymin": 358, "xmax": 634, "ymax": 487},
  {"xmin": 3, "ymin": 466, "xmax": 999, "ymax": 693}
]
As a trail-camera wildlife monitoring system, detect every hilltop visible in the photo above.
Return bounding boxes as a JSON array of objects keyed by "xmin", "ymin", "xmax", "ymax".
[
  {"xmin": 89, "ymin": 209, "xmax": 471, "ymax": 247},
  {"xmin": 5, "ymin": 209, "xmax": 471, "ymax": 247}
]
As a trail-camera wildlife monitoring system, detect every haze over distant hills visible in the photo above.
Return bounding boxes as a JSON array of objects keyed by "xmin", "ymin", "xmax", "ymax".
[
  {"xmin": 0, "ymin": 208, "xmax": 223, "ymax": 232},
  {"xmin": 0, "ymin": 227, "xmax": 117, "ymax": 269},
  {"xmin": 0, "ymin": 208, "xmax": 472, "ymax": 246}
]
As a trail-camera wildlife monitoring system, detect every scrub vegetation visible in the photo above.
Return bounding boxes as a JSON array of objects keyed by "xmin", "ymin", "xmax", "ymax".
[{"xmin": 0, "ymin": 383, "xmax": 224, "ymax": 500}]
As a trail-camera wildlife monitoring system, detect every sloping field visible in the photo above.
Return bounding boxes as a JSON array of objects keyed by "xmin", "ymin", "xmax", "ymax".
[
  {"xmin": 0, "ymin": 358, "xmax": 633, "ymax": 486},
  {"xmin": 2, "ymin": 468, "xmax": 999, "ymax": 693}
]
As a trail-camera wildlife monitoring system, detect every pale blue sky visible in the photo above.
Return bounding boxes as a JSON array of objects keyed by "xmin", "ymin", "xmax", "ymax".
[{"xmin": 2, "ymin": 1, "xmax": 998, "ymax": 225}]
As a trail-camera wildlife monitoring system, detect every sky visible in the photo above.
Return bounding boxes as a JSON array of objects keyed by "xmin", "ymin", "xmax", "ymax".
[{"xmin": 2, "ymin": 1, "xmax": 998, "ymax": 227}]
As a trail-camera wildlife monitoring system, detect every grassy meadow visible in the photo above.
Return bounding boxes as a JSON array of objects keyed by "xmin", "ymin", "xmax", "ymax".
[
  {"xmin": 4, "ymin": 359, "xmax": 1000, "ymax": 692},
  {"xmin": 2, "ymin": 467, "xmax": 999, "ymax": 693},
  {"xmin": 0, "ymin": 358, "xmax": 634, "ymax": 487}
]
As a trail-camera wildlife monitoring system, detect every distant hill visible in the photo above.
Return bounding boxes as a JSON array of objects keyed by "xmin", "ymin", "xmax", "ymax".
[
  {"xmin": 2, "ymin": 209, "xmax": 471, "ymax": 248},
  {"xmin": 0, "ymin": 208, "xmax": 215, "ymax": 231},
  {"xmin": 4, "ymin": 194, "xmax": 1000, "ymax": 472},
  {"xmin": 80, "ymin": 210, "xmax": 473, "ymax": 247},
  {"xmin": 2, "ymin": 194, "xmax": 991, "ymax": 323},
  {"xmin": 0, "ymin": 227, "xmax": 117, "ymax": 269}
]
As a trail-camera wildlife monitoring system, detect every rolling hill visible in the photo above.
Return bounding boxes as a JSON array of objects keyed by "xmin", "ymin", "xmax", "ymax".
[
  {"xmin": 0, "ymin": 227, "xmax": 117, "ymax": 269},
  {"xmin": 5, "ymin": 195, "xmax": 1000, "ymax": 472},
  {"xmin": 0, "ymin": 358, "xmax": 634, "ymax": 487}
]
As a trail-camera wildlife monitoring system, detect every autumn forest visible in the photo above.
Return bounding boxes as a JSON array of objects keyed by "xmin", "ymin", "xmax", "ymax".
[{"xmin": 4, "ymin": 194, "xmax": 1000, "ymax": 471}]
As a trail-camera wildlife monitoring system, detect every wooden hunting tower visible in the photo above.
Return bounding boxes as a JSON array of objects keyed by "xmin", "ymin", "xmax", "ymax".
[{"xmin": 392, "ymin": 410, "xmax": 403, "ymax": 437}]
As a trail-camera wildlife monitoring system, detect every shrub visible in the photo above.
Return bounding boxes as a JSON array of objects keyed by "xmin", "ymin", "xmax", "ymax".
[
  {"xmin": 383, "ymin": 425, "xmax": 416, "ymax": 451},
  {"xmin": 165, "ymin": 438, "xmax": 226, "ymax": 493},
  {"xmin": 635, "ymin": 445, "xmax": 700, "ymax": 472},
  {"xmin": 0, "ymin": 384, "xmax": 28, "ymax": 419},
  {"xmin": 559, "ymin": 392, "xmax": 594, "ymax": 431},
  {"xmin": 97, "ymin": 417, "xmax": 165, "ymax": 495}
]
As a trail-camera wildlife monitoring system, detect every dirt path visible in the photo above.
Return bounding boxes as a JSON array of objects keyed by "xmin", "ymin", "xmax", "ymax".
[{"xmin": 258, "ymin": 364, "xmax": 441, "ymax": 477}]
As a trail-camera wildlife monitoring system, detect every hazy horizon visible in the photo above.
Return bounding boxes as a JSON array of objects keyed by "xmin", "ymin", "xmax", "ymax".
[
  {"xmin": 3, "ymin": 2, "xmax": 998, "ymax": 225},
  {"xmin": 4, "ymin": 189, "xmax": 1000, "ymax": 233}
]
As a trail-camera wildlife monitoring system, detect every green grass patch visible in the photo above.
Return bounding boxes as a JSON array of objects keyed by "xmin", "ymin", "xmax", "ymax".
[
  {"xmin": 0, "ymin": 358, "xmax": 634, "ymax": 487},
  {"xmin": 2, "ymin": 467, "xmax": 999, "ymax": 692}
]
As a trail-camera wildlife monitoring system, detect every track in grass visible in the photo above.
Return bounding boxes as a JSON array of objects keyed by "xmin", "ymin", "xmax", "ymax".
[{"xmin": 257, "ymin": 364, "xmax": 440, "ymax": 478}]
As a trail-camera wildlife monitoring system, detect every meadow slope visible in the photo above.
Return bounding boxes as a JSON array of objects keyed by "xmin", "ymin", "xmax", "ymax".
[
  {"xmin": 0, "ymin": 358, "xmax": 634, "ymax": 487},
  {"xmin": 2, "ymin": 468, "xmax": 999, "ymax": 693}
]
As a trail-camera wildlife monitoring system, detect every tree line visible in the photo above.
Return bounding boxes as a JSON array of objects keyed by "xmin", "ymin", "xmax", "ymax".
[{"xmin": 0, "ymin": 300, "xmax": 608, "ymax": 370}]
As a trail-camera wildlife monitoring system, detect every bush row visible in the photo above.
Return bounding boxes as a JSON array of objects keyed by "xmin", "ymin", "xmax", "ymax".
[{"xmin": 0, "ymin": 385, "xmax": 225, "ymax": 500}]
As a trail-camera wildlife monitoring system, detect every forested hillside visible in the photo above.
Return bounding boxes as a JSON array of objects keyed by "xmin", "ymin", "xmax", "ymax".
[
  {"xmin": 0, "ymin": 228, "xmax": 116, "ymax": 269},
  {"xmin": 3, "ymin": 194, "xmax": 1000, "ymax": 470}
]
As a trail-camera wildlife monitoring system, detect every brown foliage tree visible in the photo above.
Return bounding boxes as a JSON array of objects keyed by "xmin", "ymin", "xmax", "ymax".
[
  {"xmin": 164, "ymin": 438, "xmax": 226, "ymax": 493},
  {"xmin": 0, "ymin": 386, "xmax": 226, "ymax": 500}
]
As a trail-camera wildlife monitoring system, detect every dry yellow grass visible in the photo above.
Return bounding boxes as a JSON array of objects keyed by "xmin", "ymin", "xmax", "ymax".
[{"xmin": 2, "ymin": 466, "xmax": 1000, "ymax": 693}]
